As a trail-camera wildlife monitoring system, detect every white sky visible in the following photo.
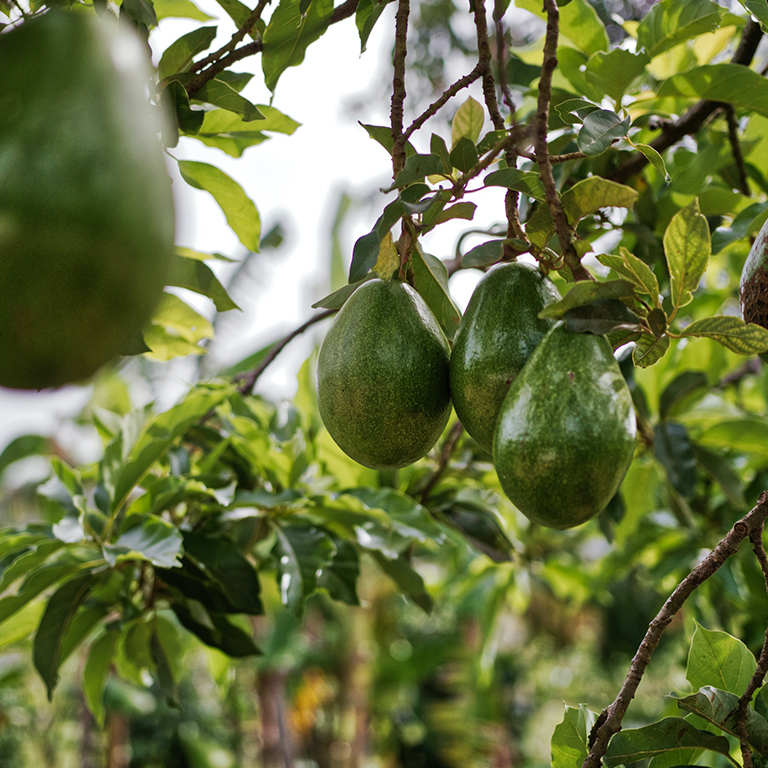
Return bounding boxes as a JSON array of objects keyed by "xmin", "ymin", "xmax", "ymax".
[{"xmin": 0, "ymin": 0, "xmax": 512, "ymax": 457}]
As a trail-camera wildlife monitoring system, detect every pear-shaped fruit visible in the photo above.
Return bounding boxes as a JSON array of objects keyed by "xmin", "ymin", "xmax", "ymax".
[
  {"xmin": 493, "ymin": 324, "xmax": 636, "ymax": 529},
  {"xmin": 740, "ymin": 218, "xmax": 768, "ymax": 361},
  {"xmin": 0, "ymin": 11, "xmax": 174, "ymax": 390},
  {"xmin": 317, "ymin": 278, "xmax": 451, "ymax": 470},
  {"xmin": 450, "ymin": 262, "xmax": 560, "ymax": 451}
]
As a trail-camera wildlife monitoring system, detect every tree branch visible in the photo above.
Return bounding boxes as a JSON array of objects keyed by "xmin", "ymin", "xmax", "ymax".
[
  {"xmin": 583, "ymin": 492, "xmax": 768, "ymax": 768},
  {"xmin": 390, "ymin": 0, "xmax": 410, "ymax": 177},
  {"xmin": 609, "ymin": 19, "xmax": 763, "ymax": 185},
  {"xmin": 534, "ymin": 0, "xmax": 591, "ymax": 282},
  {"xmin": 234, "ymin": 309, "xmax": 335, "ymax": 396},
  {"xmin": 725, "ymin": 104, "xmax": 751, "ymax": 197},
  {"xmin": 418, "ymin": 421, "xmax": 463, "ymax": 502}
]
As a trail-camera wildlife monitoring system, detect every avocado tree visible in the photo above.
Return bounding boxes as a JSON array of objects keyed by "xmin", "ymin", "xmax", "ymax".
[{"xmin": 3, "ymin": 0, "xmax": 768, "ymax": 765}]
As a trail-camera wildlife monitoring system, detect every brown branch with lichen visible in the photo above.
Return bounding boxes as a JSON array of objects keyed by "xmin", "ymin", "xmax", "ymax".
[
  {"xmin": 582, "ymin": 492, "xmax": 768, "ymax": 768},
  {"xmin": 534, "ymin": 0, "xmax": 591, "ymax": 282},
  {"xmin": 390, "ymin": 0, "xmax": 410, "ymax": 178}
]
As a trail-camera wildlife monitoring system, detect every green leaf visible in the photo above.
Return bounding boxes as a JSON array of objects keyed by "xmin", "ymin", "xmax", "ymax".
[
  {"xmin": 393, "ymin": 154, "xmax": 448, "ymax": 187},
  {"xmin": 0, "ymin": 540, "xmax": 65, "ymax": 595},
  {"xmin": 359, "ymin": 123, "xmax": 416, "ymax": 157},
  {"xmin": 261, "ymin": 0, "xmax": 333, "ymax": 91},
  {"xmin": 84, "ymin": 630, "xmax": 119, "ymax": 727},
  {"xmin": 658, "ymin": 63, "xmax": 768, "ymax": 118},
  {"xmin": 561, "ymin": 177, "xmax": 638, "ymax": 223},
  {"xmin": 150, "ymin": 626, "xmax": 178, "ymax": 706},
  {"xmin": 564, "ymin": 299, "xmax": 643, "ymax": 336},
  {"xmin": 450, "ymin": 137, "xmax": 479, "ymax": 173},
  {"xmin": 369, "ymin": 551, "xmax": 433, "ymax": 612},
  {"xmin": 664, "ymin": 200, "xmax": 710, "ymax": 311},
  {"xmin": 430, "ymin": 133, "xmax": 453, "ymax": 173},
  {"xmin": 659, "ymin": 371, "xmax": 709, "ymax": 419},
  {"xmin": 484, "ymin": 168, "xmax": 546, "ymax": 201},
  {"xmin": 193, "ymin": 79, "xmax": 266, "ymax": 122},
  {"xmin": 654, "ymin": 421, "xmax": 697, "ymax": 498},
  {"xmin": 411, "ymin": 249, "xmax": 462, "ymax": 340},
  {"xmin": 33, "ymin": 572, "xmax": 96, "ymax": 699},
  {"xmin": 505, "ymin": 53, "xmax": 541, "ymax": 87},
  {"xmin": 158, "ymin": 26, "xmax": 217, "ymax": 80},
  {"xmin": 142, "ymin": 325, "xmax": 206, "ymax": 361},
  {"xmin": 585, "ymin": 49, "xmax": 650, "ymax": 102},
  {"xmin": 183, "ymin": 531, "xmax": 263, "ymax": 614},
  {"xmin": 577, "ymin": 110, "xmax": 630, "ymax": 156},
  {"xmin": 551, "ymin": 704, "xmax": 597, "ymax": 768},
  {"xmin": 516, "ymin": 0, "xmax": 608, "ymax": 54},
  {"xmin": 635, "ymin": 143, "xmax": 669, "ymax": 180},
  {"xmin": 356, "ymin": 0, "xmax": 392, "ymax": 52},
  {"xmin": 0, "ymin": 599, "xmax": 45, "ymax": 652},
  {"xmin": 104, "ymin": 515, "xmax": 183, "ymax": 569},
  {"xmin": 673, "ymin": 686, "xmax": 768, "ymax": 753},
  {"xmin": 178, "ymin": 160, "xmax": 261, "ymax": 252},
  {"xmin": 692, "ymin": 445, "xmax": 746, "ymax": 509},
  {"xmin": 167, "ymin": 253, "xmax": 239, "ymax": 312},
  {"xmin": 637, "ymin": 0, "xmax": 725, "ymax": 59},
  {"xmin": 679, "ymin": 316, "xmax": 768, "ymax": 355},
  {"xmin": 597, "ymin": 248, "xmax": 660, "ymax": 305},
  {"xmin": 633, "ymin": 333, "xmax": 671, "ymax": 367},
  {"xmin": 312, "ymin": 275, "xmax": 375, "ymax": 309},
  {"xmin": 700, "ymin": 418, "xmax": 768, "ymax": 460},
  {"xmin": 273, "ymin": 524, "xmax": 335, "ymax": 615},
  {"xmin": 736, "ymin": 0, "xmax": 768, "ymax": 31},
  {"xmin": 461, "ymin": 240, "xmax": 505, "ymax": 268},
  {"xmin": 150, "ymin": 293, "xmax": 214, "ymax": 345},
  {"xmin": 317, "ymin": 539, "xmax": 360, "ymax": 605},
  {"xmin": 451, "ymin": 96, "xmax": 484, "ymax": 148},
  {"xmin": 122, "ymin": 0, "xmax": 158, "ymax": 27},
  {"xmin": 430, "ymin": 202, "xmax": 476, "ymax": 226},
  {"xmin": 154, "ymin": 0, "xmax": 214, "ymax": 20},
  {"xmin": 539, "ymin": 280, "xmax": 636, "ymax": 320},
  {"xmin": 555, "ymin": 98, "xmax": 601, "ymax": 125},
  {"xmin": 172, "ymin": 602, "xmax": 261, "ymax": 657},
  {"xmin": 603, "ymin": 717, "xmax": 733, "ymax": 767},
  {"xmin": 349, "ymin": 230, "xmax": 381, "ymax": 282},
  {"xmin": 215, "ymin": 0, "xmax": 256, "ymax": 34},
  {"xmin": 0, "ymin": 434, "xmax": 49, "ymax": 477},
  {"xmin": 163, "ymin": 80, "xmax": 204, "ymax": 135},
  {"xmin": 687, "ymin": 623, "xmax": 757, "ymax": 694},
  {"xmin": 195, "ymin": 106, "xmax": 300, "ymax": 157}
]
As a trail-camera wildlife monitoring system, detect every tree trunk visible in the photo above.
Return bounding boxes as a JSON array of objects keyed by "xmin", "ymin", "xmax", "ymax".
[
  {"xmin": 257, "ymin": 668, "xmax": 295, "ymax": 768},
  {"xmin": 106, "ymin": 712, "xmax": 130, "ymax": 768}
]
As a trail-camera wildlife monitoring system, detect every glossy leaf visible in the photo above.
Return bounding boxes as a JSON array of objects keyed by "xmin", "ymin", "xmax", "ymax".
[
  {"xmin": 410, "ymin": 249, "xmax": 462, "ymax": 340},
  {"xmin": 370, "ymin": 551, "xmax": 433, "ymax": 613},
  {"xmin": 659, "ymin": 371, "xmax": 709, "ymax": 419},
  {"xmin": 150, "ymin": 293, "xmax": 214, "ymax": 345},
  {"xmin": 637, "ymin": 0, "xmax": 725, "ymax": 59},
  {"xmin": 551, "ymin": 704, "xmax": 597, "ymax": 768},
  {"xmin": 178, "ymin": 160, "xmax": 261, "ymax": 252},
  {"xmin": 692, "ymin": 445, "xmax": 746, "ymax": 509},
  {"xmin": 317, "ymin": 538, "xmax": 360, "ymax": 605},
  {"xmin": 349, "ymin": 230, "xmax": 381, "ymax": 283},
  {"xmin": 633, "ymin": 333, "xmax": 671, "ymax": 367},
  {"xmin": 154, "ymin": 0, "xmax": 214, "ymax": 20},
  {"xmin": 577, "ymin": 110, "xmax": 631, "ymax": 156},
  {"xmin": 516, "ymin": 0, "xmax": 608, "ymax": 54},
  {"xmin": 635, "ymin": 143, "xmax": 669, "ymax": 180},
  {"xmin": 195, "ymin": 106, "xmax": 300, "ymax": 157},
  {"xmin": 737, "ymin": 0, "xmax": 768, "ymax": 31},
  {"xmin": 104, "ymin": 515, "xmax": 183, "ymax": 569},
  {"xmin": 393, "ymin": 154, "xmax": 447, "ymax": 187},
  {"xmin": 172, "ymin": 603, "xmax": 261, "ymax": 657},
  {"xmin": 679, "ymin": 316, "xmax": 768, "ymax": 355},
  {"xmin": 33, "ymin": 572, "xmax": 96, "ymax": 699},
  {"xmin": 429, "ymin": 133, "xmax": 453, "ymax": 173},
  {"xmin": 686, "ymin": 623, "xmax": 757, "ymax": 694},
  {"xmin": 564, "ymin": 299, "xmax": 643, "ymax": 336},
  {"xmin": 0, "ymin": 434, "xmax": 49, "ymax": 477},
  {"xmin": 262, "ymin": 0, "xmax": 333, "ymax": 91},
  {"xmin": 561, "ymin": 177, "xmax": 638, "ymax": 223},
  {"xmin": 356, "ymin": 0, "xmax": 392, "ymax": 52},
  {"xmin": 555, "ymin": 98, "xmax": 600, "ymax": 125},
  {"xmin": 167, "ymin": 253, "xmax": 240, "ymax": 312},
  {"xmin": 312, "ymin": 275, "xmax": 375, "ymax": 309},
  {"xmin": 193, "ymin": 79, "xmax": 265, "ymax": 122},
  {"xmin": 664, "ymin": 200, "xmax": 710, "ymax": 311},
  {"xmin": 462, "ymin": 240, "xmax": 505, "ymax": 268},
  {"xmin": 484, "ymin": 168, "xmax": 546, "ymax": 201},
  {"xmin": 450, "ymin": 137, "xmax": 478, "ymax": 173},
  {"xmin": 359, "ymin": 123, "xmax": 416, "ymax": 157}
]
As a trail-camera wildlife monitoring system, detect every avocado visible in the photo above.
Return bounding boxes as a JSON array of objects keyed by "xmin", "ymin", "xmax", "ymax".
[
  {"xmin": 740, "ymin": 218, "xmax": 768, "ymax": 362},
  {"xmin": 316, "ymin": 278, "xmax": 451, "ymax": 469},
  {"xmin": 449, "ymin": 262, "xmax": 560, "ymax": 451},
  {"xmin": 493, "ymin": 324, "xmax": 636, "ymax": 529},
  {"xmin": 0, "ymin": 11, "xmax": 174, "ymax": 390}
]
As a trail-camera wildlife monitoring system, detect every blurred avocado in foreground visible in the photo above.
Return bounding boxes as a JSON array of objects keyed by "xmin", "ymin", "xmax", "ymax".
[
  {"xmin": 449, "ymin": 262, "xmax": 560, "ymax": 451},
  {"xmin": 316, "ymin": 278, "xmax": 451, "ymax": 470},
  {"xmin": 0, "ymin": 10, "xmax": 174, "ymax": 390}
]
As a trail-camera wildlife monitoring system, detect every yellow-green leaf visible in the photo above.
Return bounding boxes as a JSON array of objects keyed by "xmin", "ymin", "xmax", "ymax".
[{"xmin": 664, "ymin": 199, "xmax": 710, "ymax": 311}]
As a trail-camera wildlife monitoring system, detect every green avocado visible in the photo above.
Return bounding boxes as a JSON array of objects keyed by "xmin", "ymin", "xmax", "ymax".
[
  {"xmin": 493, "ymin": 324, "xmax": 636, "ymax": 529},
  {"xmin": 449, "ymin": 262, "xmax": 561, "ymax": 451},
  {"xmin": 740, "ymin": 218, "xmax": 768, "ymax": 362},
  {"xmin": 316, "ymin": 278, "xmax": 451, "ymax": 470},
  {"xmin": 0, "ymin": 11, "xmax": 174, "ymax": 390}
]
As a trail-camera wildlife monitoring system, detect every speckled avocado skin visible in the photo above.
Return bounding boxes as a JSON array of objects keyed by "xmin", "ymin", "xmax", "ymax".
[
  {"xmin": 0, "ymin": 11, "xmax": 174, "ymax": 390},
  {"xmin": 493, "ymin": 324, "xmax": 636, "ymax": 529},
  {"xmin": 449, "ymin": 262, "xmax": 561, "ymax": 451},
  {"xmin": 317, "ymin": 278, "xmax": 451, "ymax": 470},
  {"xmin": 739, "ymin": 218, "xmax": 768, "ymax": 363}
]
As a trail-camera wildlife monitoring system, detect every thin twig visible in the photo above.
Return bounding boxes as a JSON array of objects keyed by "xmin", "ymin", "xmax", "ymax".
[
  {"xmin": 185, "ymin": 0, "xmax": 360, "ymax": 97},
  {"xmin": 391, "ymin": 0, "xmax": 410, "ymax": 177},
  {"xmin": 610, "ymin": 20, "xmax": 763, "ymax": 184},
  {"xmin": 583, "ymin": 492, "xmax": 768, "ymax": 768},
  {"xmin": 534, "ymin": 0, "xmax": 591, "ymax": 282},
  {"xmin": 234, "ymin": 309, "xmax": 335, "ymax": 396},
  {"xmin": 418, "ymin": 421, "xmax": 464, "ymax": 502},
  {"xmin": 188, "ymin": 0, "xmax": 271, "ymax": 75},
  {"xmin": 494, "ymin": 19, "xmax": 516, "ymax": 115},
  {"xmin": 725, "ymin": 105, "xmax": 751, "ymax": 197}
]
